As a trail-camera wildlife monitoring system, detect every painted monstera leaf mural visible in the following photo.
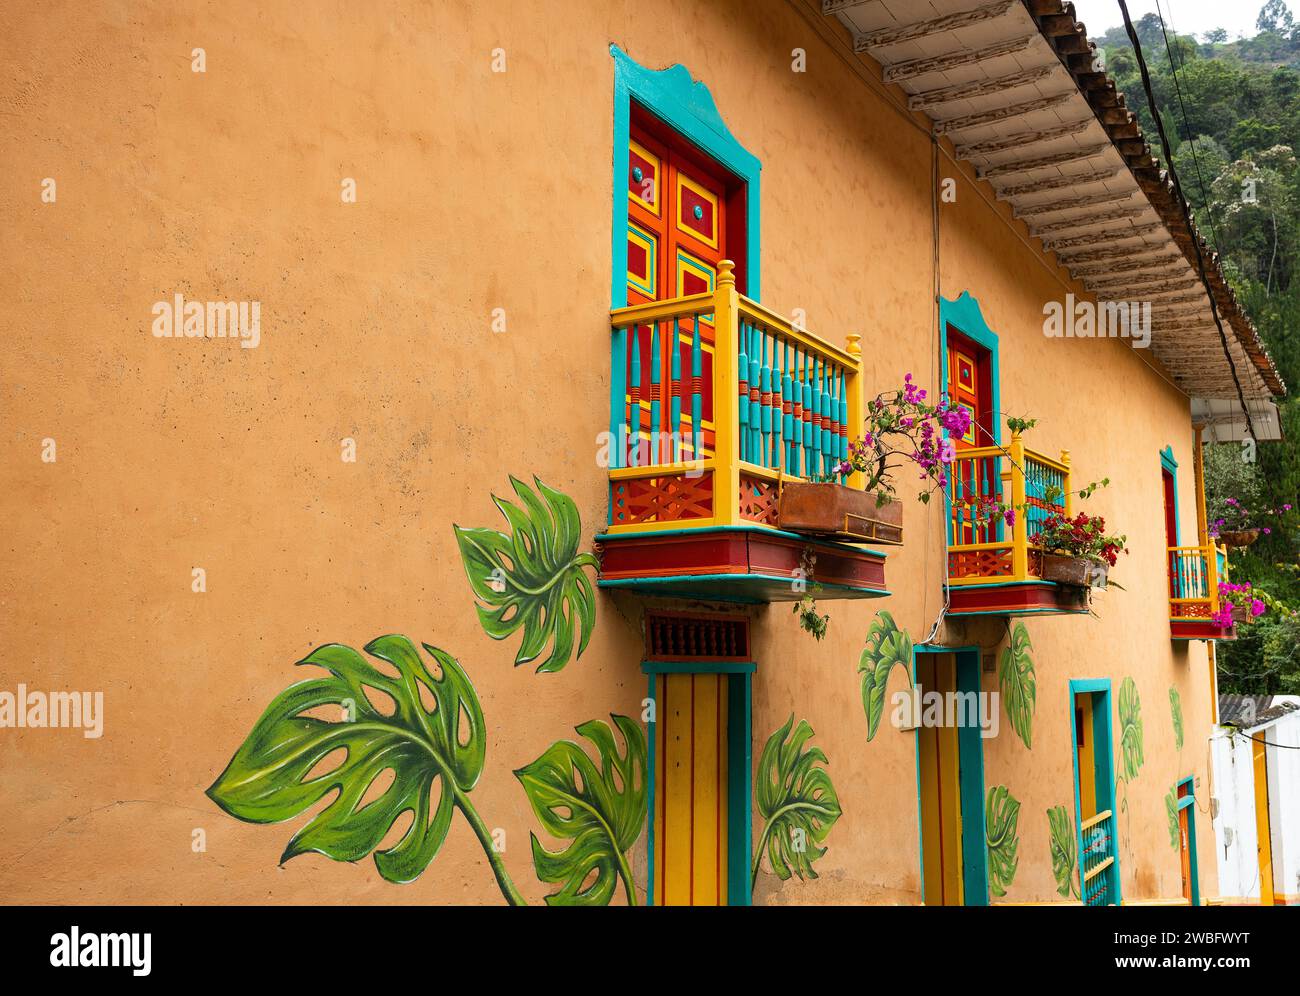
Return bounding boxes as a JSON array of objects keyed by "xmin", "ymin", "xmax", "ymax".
[
  {"xmin": 998, "ymin": 621, "xmax": 1036, "ymax": 749},
  {"xmin": 1047, "ymin": 804, "xmax": 1079, "ymax": 899},
  {"xmin": 985, "ymin": 784, "xmax": 1020, "ymax": 898},
  {"xmin": 1169, "ymin": 687, "xmax": 1184, "ymax": 751},
  {"xmin": 753, "ymin": 715, "xmax": 842, "ymax": 887},
  {"xmin": 1118, "ymin": 677, "xmax": 1145, "ymax": 781},
  {"xmin": 1165, "ymin": 786, "xmax": 1181, "ymax": 851},
  {"xmin": 516, "ymin": 714, "xmax": 646, "ymax": 906},
  {"xmin": 454, "ymin": 476, "xmax": 597, "ymax": 674},
  {"xmin": 859, "ymin": 611, "xmax": 912, "ymax": 741},
  {"xmin": 206, "ymin": 636, "xmax": 524, "ymax": 903}
]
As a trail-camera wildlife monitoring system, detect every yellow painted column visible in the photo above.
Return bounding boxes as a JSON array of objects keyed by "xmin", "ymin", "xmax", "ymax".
[
  {"xmin": 845, "ymin": 333, "xmax": 865, "ymax": 489},
  {"xmin": 1008, "ymin": 430, "xmax": 1029, "ymax": 579},
  {"xmin": 1254, "ymin": 740, "xmax": 1275, "ymax": 906},
  {"xmin": 712, "ymin": 261, "xmax": 741, "ymax": 525}
]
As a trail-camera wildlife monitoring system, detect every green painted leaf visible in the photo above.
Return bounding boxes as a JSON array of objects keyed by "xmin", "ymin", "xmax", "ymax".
[
  {"xmin": 454, "ymin": 476, "xmax": 598, "ymax": 673},
  {"xmin": 206, "ymin": 636, "xmax": 485, "ymax": 884},
  {"xmin": 753, "ymin": 715, "xmax": 842, "ymax": 886},
  {"xmin": 1169, "ymin": 687, "xmax": 1184, "ymax": 752},
  {"xmin": 998, "ymin": 621, "xmax": 1036, "ymax": 749},
  {"xmin": 1165, "ymin": 786, "xmax": 1181, "ymax": 851},
  {"xmin": 859, "ymin": 611, "xmax": 913, "ymax": 741},
  {"xmin": 1118, "ymin": 677, "xmax": 1145, "ymax": 781},
  {"xmin": 986, "ymin": 784, "xmax": 1020, "ymax": 898},
  {"xmin": 515, "ymin": 714, "xmax": 646, "ymax": 906},
  {"xmin": 1047, "ymin": 804, "xmax": 1078, "ymax": 899}
]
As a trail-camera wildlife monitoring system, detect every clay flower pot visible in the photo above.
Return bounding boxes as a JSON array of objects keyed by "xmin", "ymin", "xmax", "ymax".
[
  {"xmin": 1040, "ymin": 553, "xmax": 1109, "ymax": 588},
  {"xmin": 778, "ymin": 481, "xmax": 903, "ymax": 545},
  {"xmin": 1218, "ymin": 528, "xmax": 1261, "ymax": 549}
]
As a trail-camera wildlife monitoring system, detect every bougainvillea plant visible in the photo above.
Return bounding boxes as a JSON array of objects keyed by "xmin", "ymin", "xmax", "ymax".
[
  {"xmin": 1212, "ymin": 581, "xmax": 1268, "ymax": 628},
  {"xmin": 832, "ymin": 374, "xmax": 972, "ymax": 504},
  {"xmin": 1209, "ymin": 499, "xmax": 1293, "ymax": 539},
  {"xmin": 1030, "ymin": 511, "xmax": 1128, "ymax": 565}
]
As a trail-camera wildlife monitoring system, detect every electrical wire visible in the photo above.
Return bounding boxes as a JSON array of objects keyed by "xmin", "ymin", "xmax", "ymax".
[{"xmin": 1118, "ymin": 0, "xmax": 1261, "ymax": 444}]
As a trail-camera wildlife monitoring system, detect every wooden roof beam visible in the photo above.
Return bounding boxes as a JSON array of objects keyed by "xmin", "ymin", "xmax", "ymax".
[
  {"xmin": 1027, "ymin": 205, "xmax": 1148, "ymax": 236},
  {"xmin": 885, "ymin": 35, "xmax": 1034, "ymax": 83},
  {"xmin": 1041, "ymin": 223, "xmax": 1160, "ymax": 252},
  {"xmin": 1014, "ymin": 188, "xmax": 1138, "ymax": 215},
  {"xmin": 854, "ymin": 1, "xmax": 1016, "ymax": 51},
  {"xmin": 956, "ymin": 118, "xmax": 1094, "ymax": 157},
  {"xmin": 908, "ymin": 64, "xmax": 1055, "ymax": 110},
  {"xmin": 933, "ymin": 91, "xmax": 1075, "ymax": 134},
  {"xmin": 993, "ymin": 165, "xmax": 1121, "ymax": 196},
  {"xmin": 978, "ymin": 143, "xmax": 1110, "ymax": 179}
]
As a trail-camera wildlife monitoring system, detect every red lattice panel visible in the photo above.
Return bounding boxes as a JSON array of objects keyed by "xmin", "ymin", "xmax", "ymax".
[
  {"xmin": 948, "ymin": 546, "xmax": 1013, "ymax": 579},
  {"xmin": 645, "ymin": 611, "xmax": 749, "ymax": 661},
  {"xmin": 611, "ymin": 471, "xmax": 712, "ymax": 525},
  {"xmin": 1172, "ymin": 599, "xmax": 1212, "ymax": 619},
  {"xmin": 738, "ymin": 473, "xmax": 779, "ymax": 526}
]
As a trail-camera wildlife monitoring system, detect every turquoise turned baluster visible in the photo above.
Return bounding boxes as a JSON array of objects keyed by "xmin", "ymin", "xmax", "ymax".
[
  {"xmin": 773, "ymin": 337, "xmax": 785, "ymax": 472},
  {"xmin": 802, "ymin": 351, "xmax": 815, "ymax": 476},
  {"xmin": 670, "ymin": 320, "xmax": 682, "ymax": 463},
  {"xmin": 790, "ymin": 348, "xmax": 800, "ymax": 475},
  {"xmin": 837, "ymin": 368, "xmax": 848, "ymax": 474},
  {"xmin": 780, "ymin": 340, "xmax": 790, "ymax": 473},
  {"xmin": 737, "ymin": 320, "xmax": 750, "ymax": 463},
  {"xmin": 629, "ymin": 324, "xmax": 642, "ymax": 466},
  {"xmin": 760, "ymin": 330, "xmax": 773, "ymax": 468},
  {"xmin": 749, "ymin": 324, "xmax": 762, "ymax": 464},
  {"xmin": 691, "ymin": 317, "xmax": 702, "ymax": 460},
  {"xmin": 821, "ymin": 365, "xmax": 833, "ymax": 477},
  {"xmin": 649, "ymin": 322, "xmax": 662, "ymax": 464}
]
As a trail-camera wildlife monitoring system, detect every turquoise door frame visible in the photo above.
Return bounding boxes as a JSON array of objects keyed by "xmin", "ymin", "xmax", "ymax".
[
  {"xmin": 913, "ymin": 644, "xmax": 989, "ymax": 905},
  {"xmin": 1069, "ymin": 678, "xmax": 1122, "ymax": 905},
  {"xmin": 642, "ymin": 660, "xmax": 754, "ymax": 906},
  {"xmin": 1176, "ymin": 775, "xmax": 1200, "ymax": 907}
]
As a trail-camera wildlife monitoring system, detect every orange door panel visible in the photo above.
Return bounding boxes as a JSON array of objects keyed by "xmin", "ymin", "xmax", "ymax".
[{"xmin": 625, "ymin": 111, "xmax": 734, "ymax": 463}]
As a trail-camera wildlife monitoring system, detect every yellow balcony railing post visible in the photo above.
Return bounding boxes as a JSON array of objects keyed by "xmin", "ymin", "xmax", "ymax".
[
  {"xmin": 845, "ymin": 333, "xmax": 864, "ymax": 490},
  {"xmin": 713, "ymin": 260, "xmax": 741, "ymax": 526},
  {"xmin": 1060, "ymin": 449, "xmax": 1072, "ymax": 518},
  {"xmin": 1009, "ymin": 430, "xmax": 1029, "ymax": 580}
]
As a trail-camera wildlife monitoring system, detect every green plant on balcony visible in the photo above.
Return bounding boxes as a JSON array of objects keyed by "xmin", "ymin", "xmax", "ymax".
[{"xmin": 1030, "ymin": 511, "xmax": 1128, "ymax": 588}]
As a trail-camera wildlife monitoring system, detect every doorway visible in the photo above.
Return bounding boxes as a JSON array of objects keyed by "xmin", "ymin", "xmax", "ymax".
[
  {"xmin": 1253, "ymin": 738, "xmax": 1275, "ymax": 906},
  {"xmin": 914, "ymin": 647, "xmax": 988, "ymax": 905},
  {"xmin": 1070, "ymin": 680, "xmax": 1121, "ymax": 905}
]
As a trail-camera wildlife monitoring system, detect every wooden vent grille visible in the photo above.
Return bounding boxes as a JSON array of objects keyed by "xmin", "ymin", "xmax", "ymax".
[{"xmin": 645, "ymin": 612, "xmax": 749, "ymax": 662}]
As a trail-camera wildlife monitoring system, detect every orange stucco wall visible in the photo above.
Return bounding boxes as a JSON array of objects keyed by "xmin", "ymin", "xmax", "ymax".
[{"xmin": 1, "ymin": 0, "xmax": 1216, "ymax": 905}]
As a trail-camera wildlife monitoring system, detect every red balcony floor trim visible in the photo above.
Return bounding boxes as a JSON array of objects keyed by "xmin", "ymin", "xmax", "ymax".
[
  {"xmin": 945, "ymin": 579, "xmax": 1091, "ymax": 617},
  {"xmin": 594, "ymin": 525, "xmax": 888, "ymax": 603}
]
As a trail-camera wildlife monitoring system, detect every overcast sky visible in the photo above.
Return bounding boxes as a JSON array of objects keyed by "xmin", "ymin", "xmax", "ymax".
[{"xmin": 1070, "ymin": 0, "xmax": 1278, "ymax": 41}]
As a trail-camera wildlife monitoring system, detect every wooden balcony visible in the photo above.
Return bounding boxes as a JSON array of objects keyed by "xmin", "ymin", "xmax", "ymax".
[
  {"xmin": 1169, "ymin": 543, "xmax": 1236, "ymax": 641},
  {"xmin": 944, "ymin": 432, "xmax": 1092, "ymax": 617},
  {"xmin": 595, "ymin": 261, "xmax": 889, "ymax": 603}
]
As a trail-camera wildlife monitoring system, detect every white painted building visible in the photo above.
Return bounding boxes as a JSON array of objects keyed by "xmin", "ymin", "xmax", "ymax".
[{"xmin": 1210, "ymin": 695, "xmax": 1300, "ymax": 905}]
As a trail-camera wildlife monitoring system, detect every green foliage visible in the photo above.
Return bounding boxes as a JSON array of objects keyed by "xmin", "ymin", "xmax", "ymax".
[
  {"xmin": 454, "ymin": 476, "xmax": 597, "ymax": 673},
  {"xmin": 752, "ymin": 715, "xmax": 842, "ymax": 887},
  {"xmin": 859, "ymin": 611, "xmax": 913, "ymax": 741},
  {"xmin": 1047, "ymin": 804, "xmax": 1079, "ymax": 899},
  {"xmin": 998, "ymin": 622, "xmax": 1036, "ymax": 749},
  {"xmin": 1170, "ymin": 687, "xmax": 1185, "ymax": 751},
  {"xmin": 794, "ymin": 593, "xmax": 829, "ymax": 640},
  {"xmin": 1165, "ymin": 786, "xmax": 1182, "ymax": 851},
  {"xmin": 206, "ymin": 636, "xmax": 526, "ymax": 901},
  {"xmin": 515, "ymin": 715, "xmax": 646, "ymax": 906},
  {"xmin": 985, "ymin": 785, "xmax": 1021, "ymax": 898},
  {"xmin": 1118, "ymin": 677, "xmax": 1145, "ymax": 781}
]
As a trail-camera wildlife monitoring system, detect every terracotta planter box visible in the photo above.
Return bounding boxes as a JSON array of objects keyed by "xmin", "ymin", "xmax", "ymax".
[
  {"xmin": 1219, "ymin": 528, "xmax": 1260, "ymax": 548},
  {"xmin": 777, "ymin": 481, "xmax": 903, "ymax": 545},
  {"xmin": 1230, "ymin": 603, "xmax": 1250, "ymax": 625},
  {"xmin": 1040, "ymin": 553, "xmax": 1109, "ymax": 588}
]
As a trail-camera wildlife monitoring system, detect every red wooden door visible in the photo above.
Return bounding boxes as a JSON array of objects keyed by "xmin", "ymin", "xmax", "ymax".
[{"xmin": 625, "ymin": 108, "xmax": 734, "ymax": 463}]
